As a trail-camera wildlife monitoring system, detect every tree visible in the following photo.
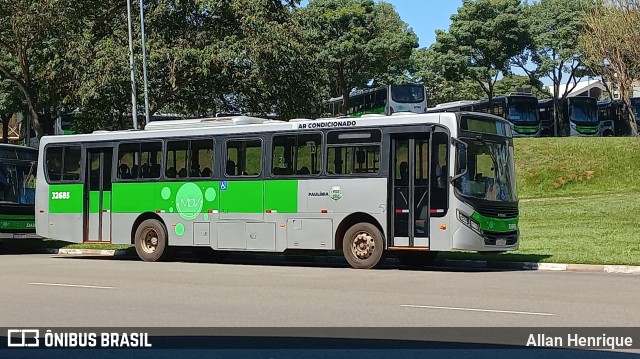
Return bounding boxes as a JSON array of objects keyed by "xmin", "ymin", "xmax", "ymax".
[
  {"xmin": 515, "ymin": 0, "xmax": 594, "ymax": 136},
  {"xmin": 66, "ymin": 0, "xmax": 321, "ymax": 132},
  {"xmin": 580, "ymin": 0, "xmax": 640, "ymax": 139},
  {"xmin": 0, "ymin": 0, "xmax": 112, "ymax": 138},
  {"xmin": 298, "ymin": 0, "xmax": 418, "ymax": 110},
  {"xmin": 493, "ymin": 75, "xmax": 549, "ymax": 99},
  {"xmin": 0, "ymin": 79, "xmax": 23, "ymax": 143},
  {"xmin": 410, "ymin": 47, "xmax": 484, "ymax": 106},
  {"xmin": 431, "ymin": 0, "xmax": 530, "ymax": 106}
]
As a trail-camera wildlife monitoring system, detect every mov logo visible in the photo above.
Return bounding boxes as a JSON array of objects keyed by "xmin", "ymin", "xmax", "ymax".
[
  {"xmin": 175, "ymin": 183, "xmax": 204, "ymax": 220},
  {"xmin": 7, "ymin": 329, "xmax": 40, "ymax": 347}
]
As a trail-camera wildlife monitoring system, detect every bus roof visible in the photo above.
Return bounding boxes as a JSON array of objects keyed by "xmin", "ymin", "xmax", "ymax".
[
  {"xmin": 0, "ymin": 143, "xmax": 38, "ymax": 152},
  {"xmin": 39, "ymin": 112, "xmax": 510, "ymax": 147}
]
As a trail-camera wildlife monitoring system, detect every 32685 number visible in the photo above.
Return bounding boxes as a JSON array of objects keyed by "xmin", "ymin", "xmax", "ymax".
[{"xmin": 51, "ymin": 192, "xmax": 71, "ymax": 200}]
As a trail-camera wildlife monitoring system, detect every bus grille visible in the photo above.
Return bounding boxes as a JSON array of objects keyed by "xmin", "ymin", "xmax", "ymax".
[
  {"xmin": 483, "ymin": 231, "xmax": 519, "ymax": 246},
  {"xmin": 476, "ymin": 203, "xmax": 518, "ymax": 219}
]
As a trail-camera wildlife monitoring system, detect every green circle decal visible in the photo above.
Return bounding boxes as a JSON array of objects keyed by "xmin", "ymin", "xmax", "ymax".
[
  {"xmin": 203, "ymin": 213, "xmax": 209, "ymax": 221},
  {"xmin": 205, "ymin": 187, "xmax": 216, "ymax": 202},
  {"xmin": 169, "ymin": 207, "xmax": 174, "ymax": 213},
  {"xmin": 175, "ymin": 223, "xmax": 185, "ymax": 236},
  {"xmin": 161, "ymin": 187, "xmax": 171, "ymax": 200},
  {"xmin": 175, "ymin": 183, "xmax": 203, "ymax": 220}
]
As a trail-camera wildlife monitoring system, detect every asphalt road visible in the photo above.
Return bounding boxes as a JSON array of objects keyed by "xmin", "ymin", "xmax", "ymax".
[{"xmin": 1, "ymin": 254, "xmax": 639, "ymax": 328}]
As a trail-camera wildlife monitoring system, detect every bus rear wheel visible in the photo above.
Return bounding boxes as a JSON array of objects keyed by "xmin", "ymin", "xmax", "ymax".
[
  {"xmin": 397, "ymin": 251, "xmax": 438, "ymax": 268},
  {"xmin": 134, "ymin": 219, "xmax": 171, "ymax": 262},
  {"xmin": 342, "ymin": 222, "xmax": 384, "ymax": 269}
]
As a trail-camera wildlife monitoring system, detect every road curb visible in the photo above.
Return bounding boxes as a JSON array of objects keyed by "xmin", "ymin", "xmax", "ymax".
[{"xmin": 41, "ymin": 248, "xmax": 640, "ymax": 275}]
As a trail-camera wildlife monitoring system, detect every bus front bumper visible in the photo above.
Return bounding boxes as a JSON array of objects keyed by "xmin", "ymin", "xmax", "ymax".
[{"xmin": 452, "ymin": 226, "xmax": 519, "ymax": 252}]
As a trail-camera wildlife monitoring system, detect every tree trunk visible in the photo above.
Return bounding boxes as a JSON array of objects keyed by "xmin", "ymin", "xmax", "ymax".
[
  {"xmin": 341, "ymin": 84, "xmax": 350, "ymax": 116},
  {"xmin": 1, "ymin": 114, "xmax": 9, "ymax": 143}
]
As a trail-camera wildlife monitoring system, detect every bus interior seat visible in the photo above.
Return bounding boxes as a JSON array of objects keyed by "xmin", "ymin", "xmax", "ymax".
[
  {"xmin": 178, "ymin": 168, "xmax": 187, "ymax": 178},
  {"xmin": 151, "ymin": 164, "xmax": 161, "ymax": 178},
  {"xmin": 119, "ymin": 164, "xmax": 131, "ymax": 179},
  {"xmin": 166, "ymin": 167, "xmax": 177, "ymax": 178},
  {"xmin": 273, "ymin": 167, "xmax": 293, "ymax": 176},
  {"xmin": 131, "ymin": 165, "xmax": 139, "ymax": 178},
  {"xmin": 140, "ymin": 164, "xmax": 151, "ymax": 178},
  {"xmin": 201, "ymin": 167, "xmax": 212, "ymax": 177},
  {"xmin": 226, "ymin": 160, "xmax": 235, "ymax": 176},
  {"xmin": 297, "ymin": 166, "xmax": 310, "ymax": 175}
]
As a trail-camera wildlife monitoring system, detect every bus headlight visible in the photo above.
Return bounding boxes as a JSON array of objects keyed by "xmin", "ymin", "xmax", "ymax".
[
  {"xmin": 457, "ymin": 210, "xmax": 470, "ymax": 226},
  {"xmin": 458, "ymin": 210, "xmax": 481, "ymax": 234}
]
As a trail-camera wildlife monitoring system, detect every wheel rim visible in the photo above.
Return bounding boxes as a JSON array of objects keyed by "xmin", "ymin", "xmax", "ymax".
[
  {"xmin": 351, "ymin": 231, "xmax": 375, "ymax": 260},
  {"xmin": 140, "ymin": 226, "xmax": 159, "ymax": 254}
]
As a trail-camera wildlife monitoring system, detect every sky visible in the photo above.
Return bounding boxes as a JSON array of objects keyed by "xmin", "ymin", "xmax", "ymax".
[
  {"xmin": 299, "ymin": 0, "xmax": 462, "ymax": 49},
  {"xmin": 385, "ymin": 0, "xmax": 461, "ymax": 48}
]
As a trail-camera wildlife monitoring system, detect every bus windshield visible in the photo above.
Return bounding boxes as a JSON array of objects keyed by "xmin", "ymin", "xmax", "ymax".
[
  {"xmin": 508, "ymin": 97, "xmax": 538, "ymax": 124},
  {"xmin": 0, "ymin": 162, "xmax": 36, "ymax": 205},
  {"xmin": 570, "ymin": 99, "xmax": 598, "ymax": 124},
  {"xmin": 455, "ymin": 139, "xmax": 517, "ymax": 202},
  {"xmin": 391, "ymin": 85, "xmax": 425, "ymax": 104}
]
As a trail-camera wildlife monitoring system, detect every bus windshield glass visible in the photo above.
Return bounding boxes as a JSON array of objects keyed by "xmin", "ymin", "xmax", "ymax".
[
  {"xmin": 631, "ymin": 98, "xmax": 640, "ymax": 122},
  {"xmin": 570, "ymin": 99, "xmax": 597, "ymax": 124},
  {"xmin": 0, "ymin": 162, "xmax": 36, "ymax": 205},
  {"xmin": 391, "ymin": 85, "xmax": 425, "ymax": 104},
  {"xmin": 455, "ymin": 139, "xmax": 517, "ymax": 202},
  {"xmin": 508, "ymin": 97, "xmax": 538, "ymax": 124}
]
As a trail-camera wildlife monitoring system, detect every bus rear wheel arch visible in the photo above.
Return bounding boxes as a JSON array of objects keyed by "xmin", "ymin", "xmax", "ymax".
[
  {"xmin": 133, "ymin": 217, "xmax": 172, "ymax": 262},
  {"xmin": 342, "ymin": 222, "xmax": 385, "ymax": 269}
]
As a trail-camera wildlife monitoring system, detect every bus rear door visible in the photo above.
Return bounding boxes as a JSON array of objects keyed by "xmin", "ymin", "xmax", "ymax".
[{"xmin": 84, "ymin": 147, "xmax": 113, "ymax": 242}]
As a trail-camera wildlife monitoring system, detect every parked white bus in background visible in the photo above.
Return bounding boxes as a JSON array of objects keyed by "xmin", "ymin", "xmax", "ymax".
[
  {"xmin": 321, "ymin": 84, "xmax": 427, "ymax": 118},
  {"xmin": 35, "ymin": 112, "xmax": 519, "ymax": 269}
]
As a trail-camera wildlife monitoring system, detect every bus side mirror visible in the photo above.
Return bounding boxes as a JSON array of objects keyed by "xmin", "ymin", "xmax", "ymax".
[{"xmin": 457, "ymin": 144, "xmax": 467, "ymax": 171}]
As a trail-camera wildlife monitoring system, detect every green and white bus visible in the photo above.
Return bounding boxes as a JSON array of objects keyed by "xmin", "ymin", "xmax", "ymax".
[
  {"xmin": 321, "ymin": 84, "xmax": 427, "ymax": 118},
  {"xmin": 35, "ymin": 112, "xmax": 519, "ymax": 269},
  {"xmin": 428, "ymin": 94, "xmax": 541, "ymax": 137},
  {"xmin": 1, "ymin": 144, "xmax": 38, "ymax": 239}
]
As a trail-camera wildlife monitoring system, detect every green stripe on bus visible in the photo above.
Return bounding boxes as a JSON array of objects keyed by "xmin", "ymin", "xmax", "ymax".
[
  {"xmin": 0, "ymin": 219, "xmax": 35, "ymax": 231},
  {"xmin": 471, "ymin": 212, "xmax": 518, "ymax": 233},
  {"xmin": 576, "ymin": 125, "xmax": 598, "ymax": 134},
  {"xmin": 49, "ymin": 184, "xmax": 84, "ymax": 214},
  {"xmin": 220, "ymin": 181, "xmax": 264, "ymax": 214},
  {"xmin": 90, "ymin": 191, "xmax": 100, "ymax": 213},
  {"xmin": 513, "ymin": 124, "xmax": 540, "ymax": 134},
  {"xmin": 110, "ymin": 180, "xmax": 298, "ymax": 216},
  {"xmin": 89, "ymin": 191, "xmax": 112, "ymax": 213},
  {"xmin": 264, "ymin": 180, "xmax": 298, "ymax": 213}
]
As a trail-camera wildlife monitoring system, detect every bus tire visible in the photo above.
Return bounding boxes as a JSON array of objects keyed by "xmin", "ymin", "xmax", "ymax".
[
  {"xmin": 342, "ymin": 222, "xmax": 384, "ymax": 269},
  {"xmin": 134, "ymin": 219, "xmax": 170, "ymax": 262},
  {"xmin": 397, "ymin": 251, "xmax": 438, "ymax": 268}
]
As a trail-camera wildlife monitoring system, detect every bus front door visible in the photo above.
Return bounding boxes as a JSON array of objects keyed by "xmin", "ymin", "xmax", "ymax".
[
  {"xmin": 390, "ymin": 135, "xmax": 430, "ymax": 248},
  {"xmin": 84, "ymin": 148, "xmax": 113, "ymax": 242}
]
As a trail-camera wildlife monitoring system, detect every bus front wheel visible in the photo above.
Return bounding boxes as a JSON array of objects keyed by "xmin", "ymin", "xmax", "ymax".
[
  {"xmin": 134, "ymin": 219, "xmax": 170, "ymax": 262},
  {"xmin": 343, "ymin": 222, "xmax": 384, "ymax": 269}
]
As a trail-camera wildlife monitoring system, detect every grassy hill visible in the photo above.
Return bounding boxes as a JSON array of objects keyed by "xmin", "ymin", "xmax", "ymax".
[{"xmin": 514, "ymin": 137, "xmax": 640, "ymax": 199}]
